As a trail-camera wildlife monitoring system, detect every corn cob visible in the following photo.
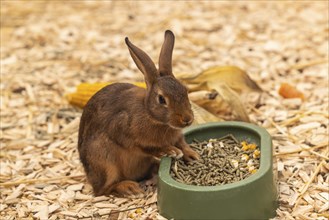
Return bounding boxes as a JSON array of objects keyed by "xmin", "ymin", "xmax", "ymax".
[
  {"xmin": 65, "ymin": 81, "xmax": 221, "ymax": 125},
  {"xmin": 66, "ymin": 82, "xmax": 146, "ymax": 108},
  {"xmin": 65, "ymin": 66, "xmax": 262, "ymax": 123}
]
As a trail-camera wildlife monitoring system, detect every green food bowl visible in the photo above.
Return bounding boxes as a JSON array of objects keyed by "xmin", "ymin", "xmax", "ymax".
[{"xmin": 157, "ymin": 121, "xmax": 278, "ymax": 220}]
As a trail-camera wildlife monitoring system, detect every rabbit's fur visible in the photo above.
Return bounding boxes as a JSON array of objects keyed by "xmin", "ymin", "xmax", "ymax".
[{"xmin": 78, "ymin": 30, "xmax": 199, "ymax": 197}]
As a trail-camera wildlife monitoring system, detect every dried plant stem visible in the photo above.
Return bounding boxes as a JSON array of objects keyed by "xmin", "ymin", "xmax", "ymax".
[
  {"xmin": 293, "ymin": 160, "xmax": 326, "ymax": 211},
  {"xmin": 319, "ymin": 213, "xmax": 329, "ymax": 218},
  {"xmin": 290, "ymin": 59, "xmax": 328, "ymax": 70},
  {"xmin": 279, "ymin": 110, "xmax": 328, "ymax": 127},
  {"xmin": 305, "ymin": 149, "xmax": 329, "ymax": 160},
  {"xmin": 0, "ymin": 174, "xmax": 85, "ymax": 187},
  {"xmin": 274, "ymin": 142, "xmax": 328, "ymax": 156},
  {"xmin": 250, "ymin": 106, "xmax": 298, "ymax": 142},
  {"xmin": 109, "ymin": 202, "xmax": 157, "ymax": 215},
  {"xmin": 74, "ymin": 202, "xmax": 157, "ymax": 218},
  {"xmin": 279, "ymin": 113, "xmax": 305, "ymax": 127}
]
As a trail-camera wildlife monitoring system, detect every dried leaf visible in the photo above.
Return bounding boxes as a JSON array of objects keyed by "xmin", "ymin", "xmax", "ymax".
[
  {"xmin": 210, "ymin": 82, "xmax": 250, "ymax": 122},
  {"xmin": 181, "ymin": 66, "xmax": 263, "ymax": 94},
  {"xmin": 191, "ymin": 101, "xmax": 222, "ymax": 124}
]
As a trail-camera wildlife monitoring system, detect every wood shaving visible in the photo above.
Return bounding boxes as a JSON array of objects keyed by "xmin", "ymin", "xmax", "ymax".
[{"xmin": 1, "ymin": 1, "xmax": 328, "ymax": 219}]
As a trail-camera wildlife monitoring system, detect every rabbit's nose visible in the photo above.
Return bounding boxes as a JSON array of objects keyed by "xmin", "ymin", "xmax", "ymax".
[{"xmin": 182, "ymin": 116, "xmax": 193, "ymax": 126}]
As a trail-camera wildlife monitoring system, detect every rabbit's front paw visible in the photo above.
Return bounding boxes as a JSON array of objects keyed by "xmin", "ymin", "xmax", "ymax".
[
  {"xmin": 162, "ymin": 146, "xmax": 183, "ymax": 159},
  {"xmin": 182, "ymin": 147, "xmax": 200, "ymax": 162}
]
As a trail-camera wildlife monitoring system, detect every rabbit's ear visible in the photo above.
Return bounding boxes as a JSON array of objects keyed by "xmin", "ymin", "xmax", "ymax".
[
  {"xmin": 158, "ymin": 30, "xmax": 175, "ymax": 77},
  {"xmin": 125, "ymin": 37, "xmax": 158, "ymax": 87}
]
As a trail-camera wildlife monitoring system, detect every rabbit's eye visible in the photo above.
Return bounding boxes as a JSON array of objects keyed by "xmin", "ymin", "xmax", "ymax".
[{"xmin": 158, "ymin": 95, "xmax": 166, "ymax": 105}]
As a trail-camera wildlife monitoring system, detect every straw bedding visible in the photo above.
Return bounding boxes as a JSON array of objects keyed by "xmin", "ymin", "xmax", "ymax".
[{"xmin": 1, "ymin": 1, "xmax": 328, "ymax": 219}]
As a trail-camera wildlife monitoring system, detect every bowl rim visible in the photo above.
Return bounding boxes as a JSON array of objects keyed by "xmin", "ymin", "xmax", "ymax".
[{"xmin": 158, "ymin": 121, "xmax": 273, "ymax": 192}]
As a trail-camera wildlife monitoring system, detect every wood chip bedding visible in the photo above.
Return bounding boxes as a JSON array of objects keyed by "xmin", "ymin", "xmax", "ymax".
[{"xmin": 1, "ymin": 1, "xmax": 328, "ymax": 219}]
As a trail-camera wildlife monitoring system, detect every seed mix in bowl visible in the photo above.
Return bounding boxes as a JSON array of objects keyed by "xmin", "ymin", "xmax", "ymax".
[{"xmin": 170, "ymin": 134, "xmax": 261, "ymax": 186}]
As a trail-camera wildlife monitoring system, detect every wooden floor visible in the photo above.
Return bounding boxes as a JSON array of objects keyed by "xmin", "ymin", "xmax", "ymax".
[{"xmin": 1, "ymin": 1, "xmax": 328, "ymax": 219}]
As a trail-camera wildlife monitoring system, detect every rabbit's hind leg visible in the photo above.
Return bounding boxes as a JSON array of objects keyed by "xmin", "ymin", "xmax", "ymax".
[
  {"xmin": 144, "ymin": 159, "xmax": 160, "ymax": 186},
  {"xmin": 110, "ymin": 180, "xmax": 144, "ymax": 198},
  {"xmin": 94, "ymin": 165, "xmax": 144, "ymax": 198},
  {"xmin": 85, "ymin": 164, "xmax": 108, "ymax": 197},
  {"xmin": 92, "ymin": 164, "xmax": 120, "ymax": 196}
]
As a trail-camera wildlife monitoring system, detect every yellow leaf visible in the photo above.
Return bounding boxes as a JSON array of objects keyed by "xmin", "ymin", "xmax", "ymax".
[
  {"xmin": 181, "ymin": 66, "xmax": 262, "ymax": 94},
  {"xmin": 191, "ymin": 101, "xmax": 223, "ymax": 124},
  {"xmin": 210, "ymin": 82, "xmax": 250, "ymax": 122}
]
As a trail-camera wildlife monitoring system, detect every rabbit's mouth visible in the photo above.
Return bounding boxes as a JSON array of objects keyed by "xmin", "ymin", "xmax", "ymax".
[
  {"xmin": 168, "ymin": 119, "xmax": 193, "ymax": 129},
  {"xmin": 168, "ymin": 123, "xmax": 184, "ymax": 130},
  {"xmin": 168, "ymin": 124, "xmax": 185, "ymax": 130},
  {"xmin": 169, "ymin": 113, "xmax": 194, "ymax": 128}
]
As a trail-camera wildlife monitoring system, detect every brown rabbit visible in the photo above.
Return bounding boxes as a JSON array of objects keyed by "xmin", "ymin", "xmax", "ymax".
[{"xmin": 78, "ymin": 30, "xmax": 199, "ymax": 197}]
